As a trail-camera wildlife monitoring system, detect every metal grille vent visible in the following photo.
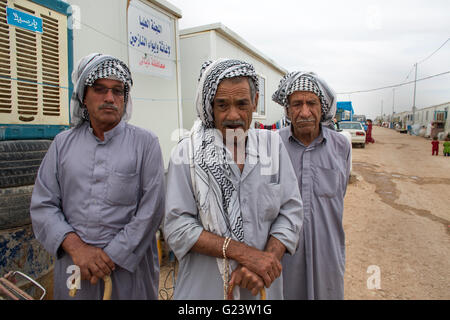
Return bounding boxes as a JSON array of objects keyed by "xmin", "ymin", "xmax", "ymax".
[
  {"xmin": 41, "ymin": 14, "xmax": 60, "ymax": 116},
  {"xmin": 0, "ymin": 0, "xmax": 69, "ymax": 126},
  {"xmin": 14, "ymin": 4, "xmax": 38, "ymax": 121}
]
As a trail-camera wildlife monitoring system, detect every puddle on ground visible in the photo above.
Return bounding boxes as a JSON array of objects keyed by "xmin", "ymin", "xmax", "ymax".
[{"xmin": 352, "ymin": 162, "xmax": 450, "ymax": 236}]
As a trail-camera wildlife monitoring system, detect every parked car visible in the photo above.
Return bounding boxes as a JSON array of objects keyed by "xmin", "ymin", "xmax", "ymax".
[
  {"xmin": 334, "ymin": 123, "xmax": 353, "ymax": 172},
  {"xmin": 338, "ymin": 121, "xmax": 366, "ymax": 148}
]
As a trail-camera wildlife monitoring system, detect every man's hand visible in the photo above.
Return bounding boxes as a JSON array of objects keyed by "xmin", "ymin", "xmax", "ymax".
[
  {"xmin": 229, "ymin": 265, "xmax": 264, "ymax": 296},
  {"xmin": 192, "ymin": 232, "xmax": 286, "ymax": 288},
  {"xmin": 62, "ymin": 233, "xmax": 115, "ymax": 285},
  {"xmin": 234, "ymin": 246, "xmax": 281, "ymax": 288}
]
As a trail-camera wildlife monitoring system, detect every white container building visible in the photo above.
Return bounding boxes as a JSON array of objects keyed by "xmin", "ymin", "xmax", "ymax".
[
  {"xmin": 67, "ymin": 0, "xmax": 183, "ymax": 167},
  {"xmin": 179, "ymin": 23, "xmax": 288, "ymax": 132}
]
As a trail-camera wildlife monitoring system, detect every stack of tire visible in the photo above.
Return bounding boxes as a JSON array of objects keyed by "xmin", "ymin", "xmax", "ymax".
[{"xmin": 0, "ymin": 140, "xmax": 54, "ymax": 299}]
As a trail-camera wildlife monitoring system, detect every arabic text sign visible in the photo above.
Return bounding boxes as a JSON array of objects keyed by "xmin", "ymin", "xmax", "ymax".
[
  {"xmin": 128, "ymin": 0, "xmax": 175, "ymax": 79},
  {"xmin": 6, "ymin": 7, "xmax": 43, "ymax": 33}
]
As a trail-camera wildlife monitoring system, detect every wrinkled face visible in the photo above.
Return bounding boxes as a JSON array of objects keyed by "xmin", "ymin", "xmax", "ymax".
[
  {"xmin": 213, "ymin": 78, "xmax": 258, "ymax": 142},
  {"xmin": 83, "ymin": 78, "xmax": 125, "ymax": 129},
  {"xmin": 287, "ymin": 91, "xmax": 322, "ymax": 139}
]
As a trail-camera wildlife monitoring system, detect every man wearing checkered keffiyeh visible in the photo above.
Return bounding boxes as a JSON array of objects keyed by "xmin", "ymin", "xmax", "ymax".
[
  {"xmin": 273, "ymin": 72, "xmax": 352, "ymax": 300},
  {"xmin": 30, "ymin": 53, "xmax": 165, "ymax": 300},
  {"xmin": 164, "ymin": 58, "xmax": 303, "ymax": 300},
  {"xmin": 272, "ymin": 71, "xmax": 337, "ymax": 131},
  {"xmin": 70, "ymin": 53, "xmax": 133, "ymax": 130}
]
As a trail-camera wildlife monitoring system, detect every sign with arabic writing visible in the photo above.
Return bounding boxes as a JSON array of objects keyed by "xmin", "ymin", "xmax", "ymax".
[
  {"xmin": 6, "ymin": 7, "xmax": 43, "ymax": 33},
  {"xmin": 128, "ymin": 0, "xmax": 175, "ymax": 79}
]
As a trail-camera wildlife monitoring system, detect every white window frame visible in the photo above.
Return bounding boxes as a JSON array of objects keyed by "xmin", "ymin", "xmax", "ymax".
[{"xmin": 253, "ymin": 74, "xmax": 266, "ymax": 119}]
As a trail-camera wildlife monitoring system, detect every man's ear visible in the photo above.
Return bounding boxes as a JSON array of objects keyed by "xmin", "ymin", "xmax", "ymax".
[
  {"xmin": 285, "ymin": 107, "xmax": 290, "ymax": 120},
  {"xmin": 82, "ymin": 89, "xmax": 87, "ymax": 105}
]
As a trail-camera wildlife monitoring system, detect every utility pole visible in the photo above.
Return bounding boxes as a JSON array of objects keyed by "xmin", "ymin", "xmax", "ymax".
[
  {"xmin": 381, "ymin": 99, "xmax": 383, "ymax": 123},
  {"xmin": 392, "ymin": 88, "xmax": 395, "ymax": 128},
  {"xmin": 392, "ymin": 88, "xmax": 395, "ymax": 114},
  {"xmin": 412, "ymin": 63, "xmax": 418, "ymax": 124}
]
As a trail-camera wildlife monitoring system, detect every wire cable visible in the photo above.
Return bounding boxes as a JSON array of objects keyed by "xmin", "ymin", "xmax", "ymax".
[
  {"xmin": 417, "ymin": 37, "xmax": 450, "ymax": 65},
  {"xmin": 337, "ymin": 70, "xmax": 450, "ymax": 95}
]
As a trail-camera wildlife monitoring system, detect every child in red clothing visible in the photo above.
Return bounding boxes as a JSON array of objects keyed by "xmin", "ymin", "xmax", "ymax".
[{"xmin": 431, "ymin": 136, "xmax": 439, "ymax": 156}]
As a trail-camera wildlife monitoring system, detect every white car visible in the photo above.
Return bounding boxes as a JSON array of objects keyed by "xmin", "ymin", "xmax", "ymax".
[
  {"xmin": 335, "ymin": 127, "xmax": 353, "ymax": 172},
  {"xmin": 338, "ymin": 121, "xmax": 366, "ymax": 148}
]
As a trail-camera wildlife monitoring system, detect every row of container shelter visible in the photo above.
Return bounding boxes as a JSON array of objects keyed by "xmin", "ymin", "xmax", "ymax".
[
  {"xmin": 0, "ymin": 0, "xmax": 292, "ymax": 167},
  {"xmin": 384, "ymin": 102, "xmax": 449, "ymax": 138},
  {"xmin": 2, "ymin": 0, "xmax": 450, "ymax": 161}
]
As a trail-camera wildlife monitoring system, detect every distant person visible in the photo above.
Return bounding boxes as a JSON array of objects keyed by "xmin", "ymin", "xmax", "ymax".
[
  {"xmin": 365, "ymin": 119, "xmax": 375, "ymax": 144},
  {"xmin": 272, "ymin": 71, "xmax": 351, "ymax": 300},
  {"xmin": 444, "ymin": 135, "xmax": 450, "ymax": 157},
  {"xmin": 431, "ymin": 136, "xmax": 439, "ymax": 156},
  {"xmin": 30, "ymin": 53, "xmax": 165, "ymax": 299},
  {"xmin": 333, "ymin": 118, "xmax": 340, "ymax": 130},
  {"xmin": 407, "ymin": 124, "xmax": 412, "ymax": 135}
]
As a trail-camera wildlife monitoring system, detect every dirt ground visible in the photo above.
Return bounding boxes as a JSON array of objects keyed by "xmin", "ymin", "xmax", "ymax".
[
  {"xmin": 158, "ymin": 126, "xmax": 450, "ymax": 300},
  {"xmin": 343, "ymin": 126, "xmax": 450, "ymax": 300}
]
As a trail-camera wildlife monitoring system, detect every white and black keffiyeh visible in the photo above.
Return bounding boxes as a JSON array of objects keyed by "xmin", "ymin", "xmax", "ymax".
[
  {"xmin": 196, "ymin": 59, "xmax": 259, "ymax": 128},
  {"xmin": 272, "ymin": 71, "xmax": 337, "ymax": 129},
  {"xmin": 187, "ymin": 59, "xmax": 259, "ymax": 295},
  {"xmin": 70, "ymin": 53, "xmax": 133, "ymax": 127}
]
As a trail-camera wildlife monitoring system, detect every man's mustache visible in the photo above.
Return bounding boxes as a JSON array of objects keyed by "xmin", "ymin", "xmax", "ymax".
[
  {"xmin": 99, "ymin": 103, "xmax": 118, "ymax": 111},
  {"xmin": 222, "ymin": 120, "xmax": 246, "ymax": 127},
  {"xmin": 295, "ymin": 118, "xmax": 315, "ymax": 124}
]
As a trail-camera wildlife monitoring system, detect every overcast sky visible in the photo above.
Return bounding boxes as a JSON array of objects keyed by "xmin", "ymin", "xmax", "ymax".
[{"xmin": 168, "ymin": 0, "xmax": 450, "ymax": 120}]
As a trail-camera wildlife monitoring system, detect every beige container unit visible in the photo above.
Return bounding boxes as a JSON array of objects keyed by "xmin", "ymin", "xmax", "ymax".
[{"xmin": 0, "ymin": 0, "xmax": 69, "ymax": 126}]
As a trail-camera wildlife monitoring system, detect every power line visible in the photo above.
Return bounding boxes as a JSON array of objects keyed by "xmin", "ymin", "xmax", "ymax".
[
  {"xmin": 337, "ymin": 70, "xmax": 450, "ymax": 95},
  {"xmin": 417, "ymin": 37, "xmax": 450, "ymax": 65},
  {"xmin": 340, "ymin": 38, "xmax": 450, "ymax": 95},
  {"xmin": 403, "ymin": 65, "xmax": 415, "ymax": 82},
  {"xmin": 403, "ymin": 37, "xmax": 449, "ymax": 81}
]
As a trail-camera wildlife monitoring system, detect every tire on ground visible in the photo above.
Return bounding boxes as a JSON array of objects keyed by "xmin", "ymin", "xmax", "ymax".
[
  {"xmin": 0, "ymin": 185, "xmax": 34, "ymax": 230},
  {"xmin": 0, "ymin": 140, "xmax": 52, "ymax": 188}
]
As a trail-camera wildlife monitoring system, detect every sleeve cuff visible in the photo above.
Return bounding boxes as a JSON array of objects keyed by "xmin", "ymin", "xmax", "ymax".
[
  {"xmin": 165, "ymin": 225, "xmax": 203, "ymax": 261},
  {"xmin": 103, "ymin": 240, "xmax": 139, "ymax": 273},
  {"xmin": 52, "ymin": 226, "xmax": 75, "ymax": 259},
  {"xmin": 269, "ymin": 223, "xmax": 300, "ymax": 256}
]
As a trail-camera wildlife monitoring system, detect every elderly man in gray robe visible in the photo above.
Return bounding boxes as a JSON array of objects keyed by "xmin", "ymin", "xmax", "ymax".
[
  {"xmin": 30, "ymin": 53, "xmax": 165, "ymax": 300},
  {"xmin": 272, "ymin": 72, "xmax": 351, "ymax": 300},
  {"xmin": 164, "ymin": 59, "xmax": 303, "ymax": 300}
]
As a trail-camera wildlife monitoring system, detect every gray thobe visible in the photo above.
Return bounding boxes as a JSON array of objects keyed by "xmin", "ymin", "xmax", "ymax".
[
  {"xmin": 30, "ymin": 120, "xmax": 165, "ymax": 300},
  {"xmin": 279, "ymin": 125, "xmax": 351, "ymax": 300},
  {"xmin": 164, "ymin": 129, "xmax": 303, "ymax": 300}
]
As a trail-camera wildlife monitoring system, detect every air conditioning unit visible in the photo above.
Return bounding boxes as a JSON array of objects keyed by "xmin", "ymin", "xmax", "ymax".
[{"xmin": 0, "ymin": 0, "xmax": 72, "ymax": 140}]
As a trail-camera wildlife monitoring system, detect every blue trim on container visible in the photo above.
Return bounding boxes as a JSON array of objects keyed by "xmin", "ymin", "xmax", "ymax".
[
  {"xmin": 0, "ymin": 75, "xmax": 69, "ymax": 89},
  {"xmin": 29, "ymin": 0, "xmax": 70, "ymax": 15},
  {"xmin": 0, "ymin": 124, "xmax": 69, "ymax": 141}
]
